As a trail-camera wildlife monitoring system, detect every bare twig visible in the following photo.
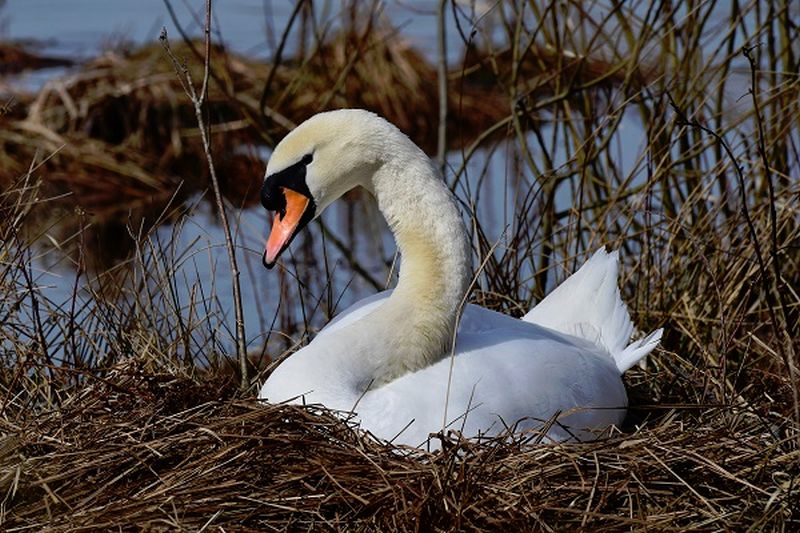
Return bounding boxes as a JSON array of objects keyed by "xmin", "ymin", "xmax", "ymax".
[
  {"xmin": 742, "ymin": 44, "xmax": 795, "ymax": 339},
  {"xmin": 442, "ymin": 227, "xmax": 508, "ymax": 429},
  {"xmin": 259, "ymin": 0, "xmax": 307, "ymax": 123},
  {"xmin": 436, "ymin": 0, "xmax": 448, "ymax": 174},
  {"xmin": 159, "ymin": 0, "xmax": 249, "ymax": 391}
]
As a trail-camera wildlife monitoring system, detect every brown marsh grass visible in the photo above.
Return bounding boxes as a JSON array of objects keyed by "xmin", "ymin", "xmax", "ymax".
[{"xmin": 1, "ymin": 0, "xmax": 799, "ymax": 530}]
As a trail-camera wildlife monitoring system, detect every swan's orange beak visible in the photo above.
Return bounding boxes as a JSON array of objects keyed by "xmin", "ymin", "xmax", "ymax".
[{"xmin": 264, "ymin": 188, "xmax": 311, "ymax": 268}]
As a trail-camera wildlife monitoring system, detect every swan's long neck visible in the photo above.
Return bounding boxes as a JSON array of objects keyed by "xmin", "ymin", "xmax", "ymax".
[{"xmin": 356, "ymin": 141, "xmax": 472, "ymax": 387}]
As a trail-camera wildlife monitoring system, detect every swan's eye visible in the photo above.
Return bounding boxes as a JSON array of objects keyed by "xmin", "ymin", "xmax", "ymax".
[{"xmin": 301, "ymin": 153, "xmax": 313, "ymax": 165}]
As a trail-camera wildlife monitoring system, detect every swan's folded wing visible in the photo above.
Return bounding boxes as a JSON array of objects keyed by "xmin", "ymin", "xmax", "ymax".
[
  {"xmin": 357, "ymin": 320, "xmax": 626, "ymax": 448},
  {"xmin": 317, "ymin": 290, "xmax": 393, "ymax": 338}
]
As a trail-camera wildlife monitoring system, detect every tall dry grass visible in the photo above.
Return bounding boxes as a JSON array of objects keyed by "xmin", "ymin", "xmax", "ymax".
[{"xmin": 1, "ymin": 0, "xmax": 798, "ymax": 530}]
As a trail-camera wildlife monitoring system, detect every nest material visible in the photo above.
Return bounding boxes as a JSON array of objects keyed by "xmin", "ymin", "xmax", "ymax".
[{"xmin": 1, "ymin": 361, "xmax": 796, "ymax": 531}]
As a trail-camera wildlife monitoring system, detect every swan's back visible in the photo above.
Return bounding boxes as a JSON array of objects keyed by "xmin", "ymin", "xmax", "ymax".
[
  {"xmin": 355, "ymin": 306, "xmax": 628, "ymax": 446},
  {"xmin": 325, "ymin": 249, "xmax": 662, "ymax": 373}
]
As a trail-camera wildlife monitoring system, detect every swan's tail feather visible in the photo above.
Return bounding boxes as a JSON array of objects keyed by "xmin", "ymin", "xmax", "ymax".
[
  {"xmin": 614, "ymin": 327, "xmax": 663, "ymax": 373},
  {"xmin": 522, "ymin": 248, "xmax": 662, "ymax": 374}
]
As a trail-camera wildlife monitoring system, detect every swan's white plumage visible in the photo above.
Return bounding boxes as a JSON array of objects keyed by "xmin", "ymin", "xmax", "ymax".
[
  {"xmin": 258, "ymin": 109, "xmax": 662, "ymax": 448},
  {"xmin": 522, "ymin": 250, "xmax": 663, "ymax": 373}
]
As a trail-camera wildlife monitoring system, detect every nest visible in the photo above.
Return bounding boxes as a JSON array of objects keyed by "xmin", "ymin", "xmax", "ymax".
[{"xmin": 1, "ymin": 360, "xmax": 796, "ymax": 531}]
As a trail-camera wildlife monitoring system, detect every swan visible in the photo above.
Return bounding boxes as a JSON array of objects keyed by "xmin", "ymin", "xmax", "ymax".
[{"xmin": 257, "ymin": 109, "xmax": 662, "ymax": 448}]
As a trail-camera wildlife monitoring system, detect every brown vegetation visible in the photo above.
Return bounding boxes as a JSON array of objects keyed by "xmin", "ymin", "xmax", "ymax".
[
  {"xmin": 0, "ymin": 360, "xmax": 794, "ymax": 531},
  {"xmin": 0, "ymin": 42, "xmax": 72, "ymax": 75},
  {"xmin": 0, "ymin": 13, "xmax": 637, "ymax": 230}
]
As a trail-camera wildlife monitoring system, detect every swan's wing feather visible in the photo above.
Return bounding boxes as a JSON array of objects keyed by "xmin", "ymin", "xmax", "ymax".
[
  {"xmin": 614, "ymin": 327, "xmax": 663, "ymax": 372},
  {"xmin": 318, "ymin": 290, "xmax": 393, "ymax": 337},
  {"xmin": 523, "ymin": 248, "xmax": 661, "ymax": 372}
]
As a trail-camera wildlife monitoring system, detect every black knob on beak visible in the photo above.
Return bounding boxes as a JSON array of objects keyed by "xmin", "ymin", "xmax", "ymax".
[
  {"xmin": 260, "ymin": 152, "xmax": 314, "ymax": 213},
  {"xmin": 260, "ymin": 177, "xmax": 286, "ymax": 213}
]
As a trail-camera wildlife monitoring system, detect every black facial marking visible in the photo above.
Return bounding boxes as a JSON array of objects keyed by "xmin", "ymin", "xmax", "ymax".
[
  {"xmin": 260, "ymin": 153, "xmax": 314, "ymax": 211},
  {"xmin": 260, "ymin": 153, "xmax": 317, "ymax": 269}
]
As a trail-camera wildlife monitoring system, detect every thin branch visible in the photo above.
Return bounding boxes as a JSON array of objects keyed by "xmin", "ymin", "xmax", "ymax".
[
  {"xmin": 742, "ymin": 44, "xmax": 794, "ymax": 339},
  {"xmin": 159, "ymin": 0, "xmax": 249, "ymax": 391},
  {"xmin": 436, "ymin": 0, "xmax": 448, "ymax": 173},
  {"xmin": 259, "ymin": 0, "xmax": 307, "ymax": 122}
]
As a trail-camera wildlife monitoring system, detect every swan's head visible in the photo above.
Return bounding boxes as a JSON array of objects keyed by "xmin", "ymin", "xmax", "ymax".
[{"xmin": 260, "ymin": 109, "xmax": 391, "ymax": 268}]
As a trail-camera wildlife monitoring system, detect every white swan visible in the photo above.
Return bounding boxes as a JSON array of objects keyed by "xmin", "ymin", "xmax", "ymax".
[{"xmin": 258, "ymin": 109, "xmax": 662, "ymax": 448}]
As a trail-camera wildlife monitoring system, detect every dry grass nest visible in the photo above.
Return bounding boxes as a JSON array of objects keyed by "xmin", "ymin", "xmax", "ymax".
[
  {"xmin": 1, "ymin": 359, "xmax": 797, "ymax": 531},
  {"xmin": 0, "ymin": 42, "xmax": 73, "ymax": 75}
]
